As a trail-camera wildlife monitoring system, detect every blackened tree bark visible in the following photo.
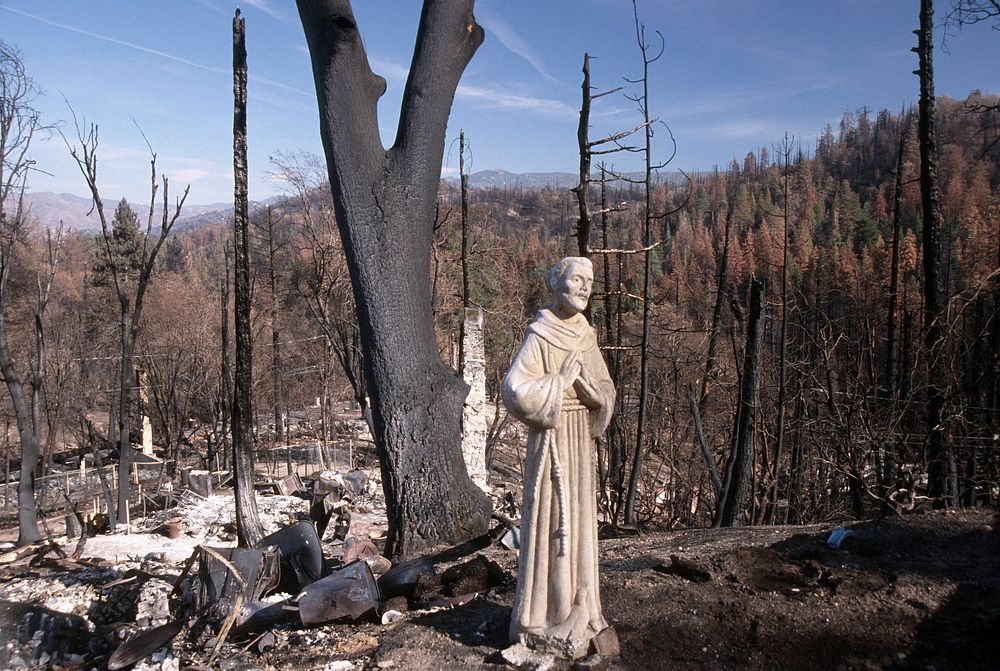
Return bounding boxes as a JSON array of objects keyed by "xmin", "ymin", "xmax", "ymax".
[
  {"xmin": 297, "ymin": 0, "xmax": 491, "ymax": 557},
  {"xmin": 714, "ymin": 276, "xmax": 766, "ymax": 528},
  {"xmin": 457, "ymin": 130, "xmax": 470, "ymax": 369},
  {"xmin": 232, "ymin": 9, "xmax": 264, "ymax": 547},
  {"xmin": 916, "ymin": 0, "xmax": 955, "ymax": 507},
  {"xmin": 574, "ymin": 54, "xmax": 594, "ymax": 259}
]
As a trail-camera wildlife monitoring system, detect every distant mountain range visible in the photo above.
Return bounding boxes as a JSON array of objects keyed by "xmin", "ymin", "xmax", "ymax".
[
  {"xmin": 16, "ymin": 169, "xmax": 682, "ymax": 230},
  {"xmin": 14, "ymin": 192, "xmax": 259, "ymax": 233}
]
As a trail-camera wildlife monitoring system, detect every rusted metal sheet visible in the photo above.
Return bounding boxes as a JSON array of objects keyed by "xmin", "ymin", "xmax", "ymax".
[{"xmin": 297, "ymin": 560, "xmax": 378, "ymax": 625}]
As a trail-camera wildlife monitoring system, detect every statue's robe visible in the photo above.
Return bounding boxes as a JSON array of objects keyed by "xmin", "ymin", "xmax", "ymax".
[{"xmin": 501, "ymin": 309, "xmax": 615, "ymax": 657}]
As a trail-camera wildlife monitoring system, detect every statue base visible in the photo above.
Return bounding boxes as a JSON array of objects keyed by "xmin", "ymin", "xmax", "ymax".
[{"xmin": 513, "ymin": 625, "xmax": 618, "ymax": 662}]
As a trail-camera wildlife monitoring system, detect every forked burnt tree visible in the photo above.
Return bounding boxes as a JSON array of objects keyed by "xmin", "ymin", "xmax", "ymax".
[{"xmin": 297, "ymin": 0, "xmax": 491, "ymax": 557}]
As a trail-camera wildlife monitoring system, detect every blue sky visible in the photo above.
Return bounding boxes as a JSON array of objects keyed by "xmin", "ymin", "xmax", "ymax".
[{"xmin": 2, "ymin": 0, "xmax": 998, "ymax": 205}]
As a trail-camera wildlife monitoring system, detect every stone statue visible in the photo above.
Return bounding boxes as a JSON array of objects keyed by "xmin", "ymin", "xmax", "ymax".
[{"xmin": 501, "ymin": 256, "xmax": 617, "ymax": 660}]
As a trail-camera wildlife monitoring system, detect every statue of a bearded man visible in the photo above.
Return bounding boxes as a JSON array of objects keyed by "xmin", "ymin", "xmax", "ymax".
[{"xmin": 501, "ymin": 256, "xmax": 617, "ymax": 660}]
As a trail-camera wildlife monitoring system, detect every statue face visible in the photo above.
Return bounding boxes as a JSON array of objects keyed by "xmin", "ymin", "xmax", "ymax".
[{"xmin": 552, "ymin": 261, "xmax": 593, "ymax": 317}]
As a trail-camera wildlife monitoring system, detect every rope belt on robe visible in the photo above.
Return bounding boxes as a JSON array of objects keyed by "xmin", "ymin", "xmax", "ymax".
[{"xmin": 531, "ymin": 399, "xmax": 587, "ymax": 557}]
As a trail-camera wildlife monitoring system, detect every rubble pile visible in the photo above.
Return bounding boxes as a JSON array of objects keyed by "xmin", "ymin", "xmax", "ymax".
[
  {"xmin": 0, "ymin": 465, "xmax": 520, "ymax": 669},
  {"xmin": 139, "ymin": 491, "xmax": 311, "ymax": 544}
]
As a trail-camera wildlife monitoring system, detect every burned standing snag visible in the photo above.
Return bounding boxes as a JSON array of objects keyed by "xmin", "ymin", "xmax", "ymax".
[
  {"xmin": 297, "ymin": 0, "xmax": 491, "ymax": 558},
  {"xmin": 232, "ymin": 8, "xmax": 264, "ymax": 547}
]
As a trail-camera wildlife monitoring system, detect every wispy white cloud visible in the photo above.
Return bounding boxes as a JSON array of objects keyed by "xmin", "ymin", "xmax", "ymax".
[
  {"xmin": 249, "ymin": 90, "xmax": 312, "ymax": 112},
  {"xmin": 0, "ymin": 4, "xmax": 310, "ymax": 98},
  {"xmin": 367, "ymin": 54, "xmax": 574, "ymax": 119},
  {"xmin": 170, "ymin": 167, "xmax": 212, "ymax": 183},
  {"xmin": 476, "ymin": 7, "xmax": 562, "ymax": 86},
  {"xmin": 368, "ymin": 56, "xmax": 410, "ymax": 84},
  {"xmin": 683, "ymin": 117, "xmax": 829, "ymax": 146},
  {"xmin": 703, "ymin": 119, "xmax": 774, "ymax": 139},
  {"xmin": 242, "ymin": 0, "xmax": 286, "ymax": 22},
  {"xmin": 456, "ymin": 83, "xmax": 576, "ymax": 118}
]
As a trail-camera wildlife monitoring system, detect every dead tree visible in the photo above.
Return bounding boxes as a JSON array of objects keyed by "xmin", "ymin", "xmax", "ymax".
[
  {"xmin": 68, "ymin": 119, "xmax": 188, "ymax": 526},
  {"xmin": 698, "ymin": 180, "xmax": 733, "ymax": 411},
  {"xmin": 0, "ymin": 40, "xmax": 56, "ymax": 546},
  {"xmin": 457, "ymin": 129, "xmax": 471, "ymax": 369},
  {"xmin": 885, "ymin": 121, "xmax": 911, "ymax": 397},
  {"xmin": 260, "ymin": 206, "xmax": 286, "ymax": 447},
  {"xmin": 0, "ymin": 225, "xmax": 62, "ymax": 546},
  {"xmin": 916, "ymin": 0, "xmax": 955, "ymax": 507},
  {"xmin": 766, "ymin": 133, "xmax": 795, "ymax": 524},
  {"xmin": 570, "ymin": 53, "xmax": 634, "ymax": 521},
  {"xmin": 715, "ymin": 276, "xmax": 766, "ymax": 528},
  {"xmin": 879, "ymin": 119, "xmax": 911, "ymax": 508},
  {"xmin": 297, "ymin": 0, "xmax": 491, "ymax": 557},
  {"xmin": 624, "ymin": 1, "xmax": 665, "ymax": 526},
  {"xmin": 232, "ymin": 9, "xmax": 264, "ymax": 547}
]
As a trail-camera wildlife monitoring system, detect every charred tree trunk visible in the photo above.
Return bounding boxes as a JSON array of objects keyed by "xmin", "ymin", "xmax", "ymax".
[
  {"xmin": 232, "ymin": 9, "xmax": 264, "ymax": 547},
  {"xmin": 767, "ymin": 135, "xmax": 794, "ymax": 525},
  {"xmin": 879, "ymin": 121, "xmax": 910, "ymax": 511},
  {"xmin": 715, "ymin": 276, "xmax": 766, "ymax": 528},
  {"xmin": 265, "ymin": 207, "xmax": 285, "ymax": 447},
  {"xmin": 699, "ymin": 203, "xmax": 732, "ymax": 410},
  {"xmin": 885, "ymin": 123, "xmax": 909, "ymax": 396},
  {"xmin": 916, "ymin": 0, "xmax": 954, "ymax": 507},
  {"xmin": 298, "ymin": 0, "xmax": 490, "ymax": 558},
  {"xmin": 457, "ymin": 130, "xmax": 470, "ymax": 369},
  {"xmin": 574, "ymin": 53, "xmax": 593, "ymax": 259}
]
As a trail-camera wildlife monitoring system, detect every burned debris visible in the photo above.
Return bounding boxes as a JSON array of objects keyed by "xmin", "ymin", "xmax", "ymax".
[{"xmin": 0, "ymin": 460, "xmax": 520, "ymax": 670}]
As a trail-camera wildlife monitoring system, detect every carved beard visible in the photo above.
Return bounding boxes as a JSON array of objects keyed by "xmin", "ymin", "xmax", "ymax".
[{"xmin": 558, "ymin": 291, "xmax": 589, "ymax": 315}]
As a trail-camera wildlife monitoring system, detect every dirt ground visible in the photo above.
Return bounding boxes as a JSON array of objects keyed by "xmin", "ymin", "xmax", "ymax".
[
  {"xmin": 236, "ymin": 508, "xmax": 998, "ymax": 671},
  {"xmin": 155, "ymin": 508, "xmax": 1000, "ymax": 670},
  {"xmin": 1, "ymin": 502, "xmax": 997, "ymax": 670}
]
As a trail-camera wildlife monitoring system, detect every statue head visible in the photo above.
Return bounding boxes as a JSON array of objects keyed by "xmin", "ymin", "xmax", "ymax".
[{"xmin": 548, "ymin": 256, "xmax": 594, "ymax": 319}]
